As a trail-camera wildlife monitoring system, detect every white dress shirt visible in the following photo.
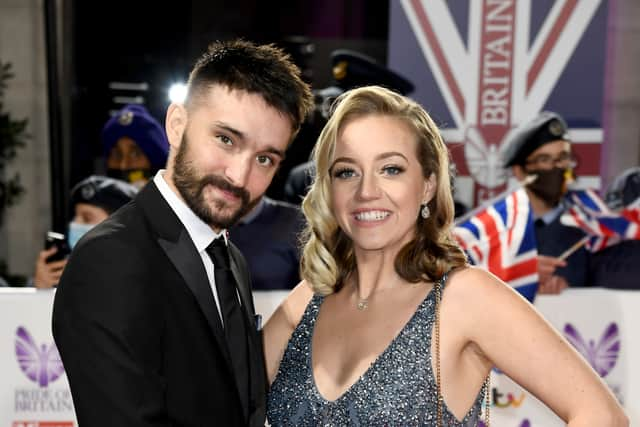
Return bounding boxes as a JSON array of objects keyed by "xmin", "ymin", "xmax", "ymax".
[{"xmin": 153, "ymin": 170, "xmax": 227, "ymax": 324}]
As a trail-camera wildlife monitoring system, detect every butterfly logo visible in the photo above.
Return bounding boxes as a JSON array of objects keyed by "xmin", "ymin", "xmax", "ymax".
[
  {"xmin": 563, "ymin": 323, "xmax": 620, "ymax": 378},
  {"xmin": 15, "ymin": 326, "xmax": 65, "ymax": 387},
  {"xmin": 479, "ymin": 419, "xmax": 529, "ymax": 427}
]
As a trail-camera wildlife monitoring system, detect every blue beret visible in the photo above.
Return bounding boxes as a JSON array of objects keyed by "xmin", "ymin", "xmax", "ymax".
[
  {"xmin": 102, "ymin": 104, "xmax": 169, "ymax": 169},
  {"xmin": 331, "ymin": 49, "xmax": 414, "ymax": 95},
  {"xmin": 502, "ymin": 111, "xmax": 570, "ymax": 167},
  {"xmin": 70, "ymin": 175, "xmax": 139, "ymax": 214}
]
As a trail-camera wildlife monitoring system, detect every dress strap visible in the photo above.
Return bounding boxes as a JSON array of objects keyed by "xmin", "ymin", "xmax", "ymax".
[{"xmin": 438, "ymin": 271, "xmax": 450, "ymax": 290}]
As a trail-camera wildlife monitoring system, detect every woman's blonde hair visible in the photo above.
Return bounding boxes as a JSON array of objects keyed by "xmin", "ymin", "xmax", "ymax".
[{"xmin": 300, "ymin": 86, "xmax": 467, "ymax": 295}]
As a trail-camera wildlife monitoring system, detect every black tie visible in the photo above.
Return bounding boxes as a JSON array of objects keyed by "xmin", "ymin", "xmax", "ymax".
[{"xmin": 206, "ymin": 237, "xmax": 249, "ymax": 415}]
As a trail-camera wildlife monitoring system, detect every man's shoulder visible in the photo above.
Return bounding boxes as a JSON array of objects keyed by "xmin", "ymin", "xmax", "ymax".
[
  {"xmin": 93, "ymin": 202, "xmax": 147, "ymax": 240},
  {"xmin": 72, "ymin": 201, "xmax": 153, "ymax": 264},
  {"xmin": 261, "ymin": 197, "xmax": 303, "ymax": 224}
]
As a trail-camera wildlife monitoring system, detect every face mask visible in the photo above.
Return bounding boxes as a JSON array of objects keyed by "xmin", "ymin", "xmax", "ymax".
[
  {"xmin": 107, "ymin": 168, "xmax": 152, "ymax": 187},
  {"xmin": 525, "ymin": 167, "xmax": 572, "ymax": 207},
  {"xmin": 68, "ymin": 221, "xmax": 97, "ymax": 249}
]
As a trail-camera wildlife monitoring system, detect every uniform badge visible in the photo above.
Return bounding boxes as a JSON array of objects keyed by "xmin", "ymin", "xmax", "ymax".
[
  {"xmin": 81, "ymin": 184, "xmax": 96, "ymax": 201},
  {"xmin": 548, "ymin": 119, "xmax": 565, "ymax": 137},
  {"xmin": 118, "ymin": 110, "xmax": 134, "ymax": 126}
]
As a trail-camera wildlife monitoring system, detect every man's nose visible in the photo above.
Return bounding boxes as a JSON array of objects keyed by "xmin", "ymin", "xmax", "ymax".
[{"xmin": 225, "ymin": 154, "xmax": 252, "ymax": 188}]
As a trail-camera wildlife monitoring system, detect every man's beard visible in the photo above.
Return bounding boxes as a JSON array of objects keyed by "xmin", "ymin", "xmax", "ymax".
[{"xmin": 173, "ymin": 134, "xmax": 260, "ymax": 229}]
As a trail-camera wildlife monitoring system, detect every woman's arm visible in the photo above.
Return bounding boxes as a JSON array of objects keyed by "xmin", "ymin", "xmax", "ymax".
[
  {"xmin": 263, "ymin": 281, "xmax": 315, "ymax": 384},
  {"xmin": 449, "ymin": 267, "xmax": 628, "ymax": 426}
]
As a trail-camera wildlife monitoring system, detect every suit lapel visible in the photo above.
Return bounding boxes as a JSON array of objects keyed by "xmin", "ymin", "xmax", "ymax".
[
  {"xmin": 137, "ymin": 182, "xmax": 234, "ymax": 374},
  {"xmin": 139, "ymin": 182, "xmax": 265, "ymax": 424},
  {"xmin": 230, "ymin": 256, "xmax": 254, "ymax": 320},
  {"xmin": 158, "ymin": 232, "xmax": 233, "ymax": 363},
  {"xmin": 229, "ymin": 245, "xmax": 267, "ymax": 424}
]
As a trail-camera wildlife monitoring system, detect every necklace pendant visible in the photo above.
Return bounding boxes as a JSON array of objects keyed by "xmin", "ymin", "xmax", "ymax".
[{"xmin": 357, "ymin": 299, "xmax": 368, "ymax": 310}]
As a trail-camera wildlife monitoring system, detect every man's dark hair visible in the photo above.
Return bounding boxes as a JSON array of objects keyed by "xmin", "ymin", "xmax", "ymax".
[{"xmin": 186, "ymin": 39, "xmax": 314, "ymax": 137}]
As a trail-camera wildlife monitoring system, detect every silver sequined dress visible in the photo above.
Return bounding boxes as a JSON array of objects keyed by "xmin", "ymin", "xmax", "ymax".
[{"xmin": 267, "ymin": 280, "xmax": 485, "ymax": 426}]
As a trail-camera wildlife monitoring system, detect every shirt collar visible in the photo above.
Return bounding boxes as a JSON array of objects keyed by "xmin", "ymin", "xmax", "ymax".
[
  {"xmin": 536, "ymin": 202, "xmax": 564, "ymax": 225},
  {"xmin": 153, "ymin": 170, "xmax": 227, "ymax": 251}
]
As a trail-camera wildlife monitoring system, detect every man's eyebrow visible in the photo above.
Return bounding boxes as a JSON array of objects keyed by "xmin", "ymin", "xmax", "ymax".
[
  {"xmin": 213, "ymin": 122, "xmax": 246, "ymax": 140},
  {"xmin": 214, "ymin": 121, "xmax": 285, "ymax": 159},
  {"xmin": 264, "ymin": 146, "xmax": 285, "ymax": 160}
]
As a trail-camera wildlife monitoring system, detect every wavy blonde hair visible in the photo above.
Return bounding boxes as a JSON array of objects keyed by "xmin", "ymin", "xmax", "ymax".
[{"xmin": 300, "ymin": 86, "xmax": 467, "ymax": 295}]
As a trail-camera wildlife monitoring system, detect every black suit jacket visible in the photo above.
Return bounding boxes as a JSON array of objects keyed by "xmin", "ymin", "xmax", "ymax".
[{"xmin": 53, "ymin": 181, "xmax": 267, "ymax": 426}]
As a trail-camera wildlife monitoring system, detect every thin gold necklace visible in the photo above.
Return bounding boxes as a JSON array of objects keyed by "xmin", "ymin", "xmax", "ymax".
[
  {"xmin": 356, "ymin": 286, "xmax": 393, "ymax": 311},
  {"xmin": 355, "ymin": 282, "xmax": 421, "ymax": 311},
  {"xmin": 357, "ymin": 298, "xmax": 370, "ymax": 311}
]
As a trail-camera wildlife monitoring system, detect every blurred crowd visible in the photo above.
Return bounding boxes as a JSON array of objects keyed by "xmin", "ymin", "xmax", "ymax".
[{"xmin": 2, "ymin": 45, "xmax": 638, "ymax": 294}]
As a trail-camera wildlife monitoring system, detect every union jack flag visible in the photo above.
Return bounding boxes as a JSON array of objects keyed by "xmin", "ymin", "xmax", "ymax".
[
  {"xmin": 453, "ymin": 187, "xmax": 539, "ymax": 302},
  {"xmin": 560, "ymin": 189, "xmax": 640, "ymax": 251},
  {"xmin": 390, "ymin": 0, "xmax": 607, "ymax": 206}
]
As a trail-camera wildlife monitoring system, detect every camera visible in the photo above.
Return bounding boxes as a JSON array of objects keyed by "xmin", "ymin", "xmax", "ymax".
[{"xmin": 45, "ymin": 231, "xmax": 71, "ymax": 263}]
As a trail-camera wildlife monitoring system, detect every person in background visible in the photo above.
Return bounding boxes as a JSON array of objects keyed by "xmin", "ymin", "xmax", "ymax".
[
  {"xmin": 590, "ymin": 166, "xmax": 640, "ymax": 289},
  {"xmin": 283, "ymin": 49, "xmax": 414, "ymax": 205},
  {"xmin": 502, "ymin": 111, "xmax": 589, "ymax": 294},
  {"xmin": 32, "ymin": 175, "xmax": 138, "ymax": 288},
  {"xmin": 605, "ymin": 166, "xmax": 640, "ymax": 210},
  {"xmin": 230, "ymin": 196, "xmax": 304, "ymax": 290},
  {"xmin": 102, "ymin": 104, "xmax": 169, "ymax": 188},
  {"xmin": 264, "ymin": 86, "xmax": 627, "ymax": 426},
  {"xmin": 53, "ymin": 39, "xmax": 313, "ymax": 427}
]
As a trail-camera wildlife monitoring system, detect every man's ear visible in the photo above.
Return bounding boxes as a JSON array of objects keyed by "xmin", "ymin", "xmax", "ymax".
[
  {"xmin": 165, "ymin": 103, "xmax": 187, "ymax": 149},
  {"xmin": 512, "ymin": 164, "xmax": 527, "ymax": 181}
]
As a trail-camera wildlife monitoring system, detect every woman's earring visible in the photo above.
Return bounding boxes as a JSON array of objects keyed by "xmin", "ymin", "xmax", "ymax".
[{"xmin": 421, "ymin": 204, "xmax": 430, "ymax": 219}]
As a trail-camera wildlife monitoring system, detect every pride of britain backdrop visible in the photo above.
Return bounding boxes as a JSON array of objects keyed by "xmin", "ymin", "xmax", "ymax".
[{"xmin": 389, "ymin": 0, "xmax": 608, "ymax": 208}]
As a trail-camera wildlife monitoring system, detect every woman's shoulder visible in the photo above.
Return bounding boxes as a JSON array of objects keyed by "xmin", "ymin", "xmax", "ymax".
[
  {"xmin": 263, "ymin": 280, "xmax": 317, "ymax": 384},
  {"xmin": 443, "ymin": 265, "xmax": 507, "ymax": 302},
  {"xmin": 278, "ymin": 280, "xmax": 317, "ymax": 330}
]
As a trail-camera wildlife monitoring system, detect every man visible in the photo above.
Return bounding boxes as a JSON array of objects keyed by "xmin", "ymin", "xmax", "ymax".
[
  {"xmin": 33, "ymin": 175, "xmax": 138, "ymax": 288},
  {"xmin": 102, "ymin": 104, "xmax": 170, "ymax": 188},
  {"xmin": 590, "ymin": 166, "xmax": 640, "ymax": 289},
  {"xmin": 53, "ymin": 40, "xmax": 313, "ymax": 426},
  {"xmin": 230, "ymin": 196, "xmax": 304, "ymax": 290},
  {"xmin": 502, "ymin": 111, "xmax": 589, "ymax": 293}
]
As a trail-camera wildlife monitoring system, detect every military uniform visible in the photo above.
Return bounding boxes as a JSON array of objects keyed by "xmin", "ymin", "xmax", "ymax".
[
  {"xmin": 503, "ymin": 111, "xmax": 593, "ymax": 287},
  {"xmin": 230, "ymin": 197, "xmax": 305, "ymax": 290}
]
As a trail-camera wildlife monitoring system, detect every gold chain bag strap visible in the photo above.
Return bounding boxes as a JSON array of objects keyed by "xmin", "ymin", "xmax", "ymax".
[{"xmin": 434, "ymin": 275, "xmax": 491, "ymax": 426}]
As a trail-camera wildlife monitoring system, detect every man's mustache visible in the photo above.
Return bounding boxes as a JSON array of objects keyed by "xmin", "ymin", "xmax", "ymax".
[{"xmin": 199, "ymin": 175, "xmax": 250, "ymax": 203}]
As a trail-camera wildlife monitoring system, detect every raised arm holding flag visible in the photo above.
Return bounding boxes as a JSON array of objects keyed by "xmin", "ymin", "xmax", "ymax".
[
  {"xmin": 559, "ymin": 170, "xmax": 640, "ymax": 289},
  {"xmin": 453, "ymin": 186, "xmax": 539, "ymax": 302},
  {"xmin": 501, "ymin": 111, "xmax": 592, "ymax": 292}
]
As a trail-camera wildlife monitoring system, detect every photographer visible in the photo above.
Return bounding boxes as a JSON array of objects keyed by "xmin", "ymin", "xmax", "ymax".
[{"xmin": 32, "ymin": 175, "xmax": 138, "ymax": 288}]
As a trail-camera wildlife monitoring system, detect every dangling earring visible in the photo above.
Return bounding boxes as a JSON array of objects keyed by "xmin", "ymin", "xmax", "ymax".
[{"xmin": 421, "ymin": 204, "xmax": 430, "ymax": 219}]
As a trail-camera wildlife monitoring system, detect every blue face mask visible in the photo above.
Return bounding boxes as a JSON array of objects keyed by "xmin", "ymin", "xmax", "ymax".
[{"xmin": 67, "ymin": 222, "xmax": 96, "ymax": 249}]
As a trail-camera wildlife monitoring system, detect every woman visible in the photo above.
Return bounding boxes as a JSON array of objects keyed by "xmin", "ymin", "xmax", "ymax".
[{"xmin": 264, "ymin": 86, "xmax": 627, "ymax": 426}]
